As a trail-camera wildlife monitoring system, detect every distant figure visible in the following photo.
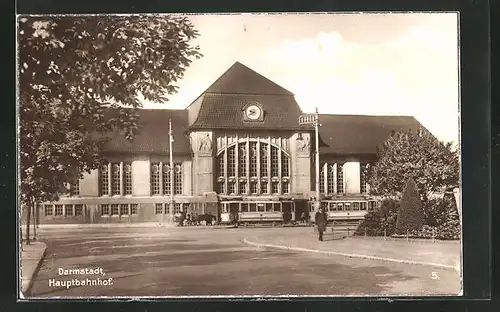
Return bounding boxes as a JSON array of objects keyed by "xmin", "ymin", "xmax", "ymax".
[
  {"xmin": 315, "ymin": 207, "xmax": 328, "ymax": 241},
  {"xmin": 300, "ymin": 211, "xmax": 306, "ymax": 224}
]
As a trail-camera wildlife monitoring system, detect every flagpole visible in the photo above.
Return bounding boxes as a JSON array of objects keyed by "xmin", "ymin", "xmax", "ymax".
[
  {"xmin": 169, "ymin": 119, "xmax": 174, "ymax": 223},
  {"xmin": 314, "ymin": 107, "xmax": 320, "ymax": 212}
]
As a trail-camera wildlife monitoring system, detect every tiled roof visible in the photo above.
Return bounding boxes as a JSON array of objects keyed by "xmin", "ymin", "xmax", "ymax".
[
  {"xmin": 103, "ymin": 109, "xmax": 191, "ymax": 155},
  {"xmin": 189, "ymin": 93, "xmax": 304, "ymax": 130},
  {"xmin": 203, "ymin": 62, "xmax": 294, "ymax": 95},
  {"xmin": 317, "ymin": 114, "xmax": 424, "ymax": 155}
]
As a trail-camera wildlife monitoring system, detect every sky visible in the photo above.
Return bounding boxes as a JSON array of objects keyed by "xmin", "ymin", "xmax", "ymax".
[{"xmin": 142, "ymin": 13, "xmax": 459, "ymax": 144}]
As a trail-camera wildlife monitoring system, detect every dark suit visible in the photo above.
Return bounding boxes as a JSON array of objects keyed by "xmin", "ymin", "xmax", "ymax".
[{"xmin": 315, "ymin": 210, "xmax": 328, "ymax": 241}]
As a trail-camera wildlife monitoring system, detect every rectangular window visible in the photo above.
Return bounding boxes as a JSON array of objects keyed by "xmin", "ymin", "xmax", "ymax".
[
  {"xmin": 258, "ymin": 204, "xmax": 265, "ymax": 212},
  {"xmin": 260, "ymin": 181, "xmax": 268, "ymax": 194},
  {"xmin": 238, "ymin": 144, "xmax": 246, "ymax": 177},
  {"xmin": 164, "ymin": 203, "xmax": 170, "ymax": 215},
  {"xmin": 65, "ymin": 205, "xmax": 74, "ymax": 216},
  {"xmin": 155, "ymin": 203, "xmax": 163, "ymax": 215},
  {"xmin": 327, "ymin": 164, "xmax": 336, "ymax": 194},
  {"xmin": 111, "ymin": 163, "xmax": 121, "ymax": 195},
  {"xmin": 271, "ymin": 147, "xmax": 279, "ymax": 177},
  {"xmin": 239, "ymin": 181, "xmax": 247, "ymax": 194},
  {"xmin": 272, "ymin": 181, "xmax": 279, "ymax": 194},
  {"xmin": 120, "ymin": 204, "xmax": 129, "ymax": 215},
  {"xmin": 266, "ymin": 203, "xmax": 273, "ymax": 212},
  {"xmin": 337, "ymin": 203, "xmax": 344, "ymax": 211},
  {"xmin": 44, "ymin": 204, "xmax": 53, "ymax": 216},
  {"xmin": 174, "ymin": 163, "xmax": 183, "ymax": 195},
  {"xmin": 260, "ymin": 145, "xmax": 268, "ymax": 177},
  {"xmin": 70, "ymin": 180, "xmax": 79, "ymax": 196},
  {"xmin": 337, "ymin": 163, "xmax": 344, "ymax": 193},
  {"xmin": 281, "ymin": 156, "xmax": 289, "ymax": 177},
  {"xmin": 360, "ymin": 202, "xmax": 367, "ymax": 211},
  {"xmin": 124, "ymin": 163, "xmax": 132, "ymax": 195},
  {"xmin": 130, "ymin": 204, "xmax": 138, "ymax": 215},
  {"xmin": 240, "ymin": 203, "xmax": 249, "ymax": 213},
  {"xmin": 101, "ymin": 204, "xmax": 110, "ymax": 216},
  {"xmin": 99, "ymin": 164, "xmax": 109, "ymax": 196},
  {"xmin": 360, "ymin": 163, "xmax": 368, "ymax": 194},
  {"xmin": 111, "ymin": 204, "xmax": 119, "ymax": 215},
  {"xmin": 174, "ymin": 203, "xmax": 182, "ymax": 214},
  {"xmin": 250, "ymin": 181, "xmax": 258, "ymax": 194},
  {"xmin": 151, "ymin": 163, "xmax": 161, "ymax": 195},
  {"xmin": 228, "ymin": 182, "xmax": 236, "ymax": 194},
  {"xmin": 75, "ymin": 204, "xmax": 83, "ymax": 216},
  {"xmin": 228, "ymin": 147, "xmax": 235, "ymax": 177},
  {"xmin": 250, "ymin": 142, "xmax": 257, "ymax": 177},
  {"xmin": 218, "ymin": 181, "xmax": 225, "ymax": 194},
  {"xmin": 329, "ymin": 202, "xmax": 337, "ymax": 211},
  {"xmin": 162, "ymin": 163, "xmax": 171, "ymax": 195},
  {"xmin": 353, "ymin": 202, "xmax": 360, "ymax": 211},
  {"xmin": 249, "ymin": 203, "xmax": 257, "ymax": 212},
  {"xmin": 55, "ymin": 205, "xmax": 63, "ymax": 216},
  {"xmin": 273, "ymin": 203, "xmax": 281, "ymax": 212},
  {"xmin": 282, "ymin": 181, "xmax": 290, "ymax": 194},
  {"xmin": 218, "ymin": 155, "xmax": 224, "ymax": 177}
]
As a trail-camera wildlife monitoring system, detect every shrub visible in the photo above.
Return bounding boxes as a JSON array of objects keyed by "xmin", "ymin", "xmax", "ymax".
[
  {"xmin": 355, "ymin": 198, "xmax": 399, "ymax": 237},
  {"xmin": 395, "ymin": 178, "xmax": 425, "ymax": 235}
]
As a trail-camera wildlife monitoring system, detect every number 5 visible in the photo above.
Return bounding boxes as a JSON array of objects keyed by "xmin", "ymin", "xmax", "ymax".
[{"xmin": 431, "ymin": 272, "xmax": 439, "ymax": 280}]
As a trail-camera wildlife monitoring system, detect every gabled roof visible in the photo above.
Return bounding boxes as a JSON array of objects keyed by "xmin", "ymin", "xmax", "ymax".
[
  {"xmin": 203, "ymin": 62, "xmax": 294, "ymax": 96},
  {"xmin": 188, "ymin": 62, "xmax": 302, "ymax": 130},
  {"xmin": 103, "ymin": 109, "xmax": 191, "ymax": 155},
  {"xmin": 318, "ymin": 114, "xmax": 425, "ymax": 155}
]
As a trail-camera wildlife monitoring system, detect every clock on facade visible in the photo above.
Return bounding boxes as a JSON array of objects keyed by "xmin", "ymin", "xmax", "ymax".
[{"xmin": 245, "ymin": 105, "xmax": 262, "ymax": 120}]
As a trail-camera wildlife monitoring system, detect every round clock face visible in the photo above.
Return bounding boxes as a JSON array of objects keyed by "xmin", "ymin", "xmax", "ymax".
[{"xmin": 245, "ymin": 105, "xmax": 261, "ymax": 120}]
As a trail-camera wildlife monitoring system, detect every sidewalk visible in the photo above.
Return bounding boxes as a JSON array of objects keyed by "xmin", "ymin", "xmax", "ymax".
[
  {"xmin": 243, "ymin": 228, "xmax": 461, "ymax": 271},
  {"xmin": 20, "ymin": 241, "xmax": 47, "ymax": 298}
]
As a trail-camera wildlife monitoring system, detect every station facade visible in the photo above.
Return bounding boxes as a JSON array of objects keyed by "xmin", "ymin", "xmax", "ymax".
[{"xmin": 33, "ymin": 62, "xmax": 424, "ymax": 224}]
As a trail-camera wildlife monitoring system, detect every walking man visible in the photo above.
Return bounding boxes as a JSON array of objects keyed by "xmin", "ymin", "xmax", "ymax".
[{"xmin": 315, "ymin": 206, "xmax": 328, "ymax": 241}]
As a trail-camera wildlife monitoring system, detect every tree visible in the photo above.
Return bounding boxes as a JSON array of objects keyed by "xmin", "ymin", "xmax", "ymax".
[
  {"xmin": 18, "ymin": 16, "xmax": 202, "ymax": 244},
  {"xmin": 367, "ymin": 129, "xmax": 459, "ymax": 219},
  {"xmin": 395, "ymin": 178, "xmax": 425, "ymax": 235}
]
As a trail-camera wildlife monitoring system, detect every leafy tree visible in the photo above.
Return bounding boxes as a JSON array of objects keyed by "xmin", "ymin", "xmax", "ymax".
[
  {"xmin": 367, "ymin": 129, "xmax": 459, "ymax": 203},
  {"xmin": 18, "ymin": 15, "xmax": 202, "ymax": 243},
  {"xmin": 395, "ymin": 178, "xmax": 425, "ymax": 235}
]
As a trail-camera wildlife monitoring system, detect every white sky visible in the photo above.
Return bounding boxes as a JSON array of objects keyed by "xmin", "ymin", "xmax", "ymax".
[{"xmin": 142, "ymin": 13, "xmax": 459, "ymax": 144}]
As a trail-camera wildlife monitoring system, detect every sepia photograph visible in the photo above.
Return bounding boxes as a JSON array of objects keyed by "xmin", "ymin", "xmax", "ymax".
[{"xmin": 17, "ymin": 12, "xmax": 462, "ymax": 298}]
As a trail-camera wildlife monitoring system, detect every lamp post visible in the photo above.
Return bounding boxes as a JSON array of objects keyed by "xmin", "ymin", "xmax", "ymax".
[{"xmin": 169, "ymin": 119, "xmax": 174, "ymax": 223}]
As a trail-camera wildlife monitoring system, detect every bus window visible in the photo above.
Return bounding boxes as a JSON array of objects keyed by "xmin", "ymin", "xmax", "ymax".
[
  {"xmin": 249, "ymin": 203, "xmax": 257, "ymax": 212},
  {"xmin": 273, "ymin": 203, "xmax": 281, "ymax": 212},
  {"xmin": 321, "ymin": 202, "xmax": 328, "ymax": 210},
  {"xmin": 353, "ymin": 202, "xmax": 360, "ymax": 211},
  {"xmin": 258, "ymin": 203, "xmax": 265, "ymax": 212},
  {"xmin": 241, "ymin": 203, "xmax": 249, "ymax": 212},
  {"xmin": 266, "ymin": 203, "xmax": 274, "ymax": 212},
  {"xmin": 361, "ymin": 202, "xmax": 367, "ymax": 211},
  {"xmin": 329, "ymin": 202, "xmax": 336, "ymax": 211},
  {"xmin": 337, "ymin": 203, "xmax": 344, "ymax": 211},
  {"xmin": 345, "ymin": 202, "xmax": 351, "ymax": 211}
]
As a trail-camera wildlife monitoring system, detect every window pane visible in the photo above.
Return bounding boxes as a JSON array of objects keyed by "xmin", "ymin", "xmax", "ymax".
[
  {"xmin": 155, "ymin": 203, "xmax": 163, "ymax": 214},
  {"xmin": 282, "ymin": 181, "xmax": 289, "ymax": 194},
  {"xmin": 65, "ymin": 205, "xmax": 74, "ymax": 216},
  {"xmin": 273, "ymin": 203, "xmax": 281, "ymax": 212},
  {"xmin": 162, "ymin": 163, "xmax": 171, "ymax": 195},
  {"xmin": 111, "ymin": 204, "xmax": 119, "ymax": 215},
  {"xmin": 271, "ymin": 146, "xmax": 279, "ymax": 177},
  {"xmin": 55, "ymin": 205, "xmax": 63, "ymax": 216},
  {"xmin": 281, "ymin": 154, "xmax": 289, "ymax": 177},
  {"xmin": 241, "ymin": 203, "xmax": 248, "ymax": 212},
  {"xmin": 111, "ymin": 163, "xmax": 121, "ymax": 195},
  {"xmin": 70, "ymin": 180, "xmax": 79, "ymax": 196},
  {"xmin": 124, "ymin": 163, "xmax": 132, "ymax": 195},
  {"xmin": 260, "ymin": 144, "xmax": 268, "ymax": 176},
  {"xmin": 174, "ymin": 163, "xmax": 183, "ymax": 195},
  {"xmin": 120, "ymin": 204, "xmax": 129, "ymax": 215},
  {"xmin": 75, "ymin": 204, "xmax": 83, "ymax": 216},
  {"xmin": 319, "ymin": 165, "xmax": 325, "ymax": 193},
  {"xmin": 218, "ymin": 154, "xmax": 224, "ymax": 177},
  {"xmin": 218, "ymin": 181, "xmax": 225, "ymax": 194},
  {"xmin": 44, "ymin": 205, "xmax": 53, "ymax": 216},
  {"xmin": 249, "ymin": 203, "xmax": 257, "ymax": 212},
  {"xmin": 174, "ymin": 203, "xmax": 182, "ymax": 213},
  {"xmin": 228, "ymin": 146, "xmax": 235, "ymax": 176},
  {"xmin": 100, "ymin": 164, "xmax": 109, "ymax": 196},
  {"xmin": 228, "ymin": 182, "xmax": 235, "ymax": 194},
  {"xmin": 239, "ymin": 181, "xmax": 247, "ymax": 194},
  {"xmin": 249, "ymin": 142, "xmax": 257, "ymax": 177},
  {"xmin": 238, "ymin": 143, "xmax": 246, "ymax": 177},
  {"xmin": 250, "ymin": 181, "xmax": 258, "ymax": 194},
  {"xmin": 130, "ymin": 204, "xmax": 138, "ymax": 214},
  {"xmin": 272, "ymin": 182, "xmax": 279, "ymax": 194},
  {"xmin": 266, "ymin": 203, "xmax": 273, "ymax": 212},
  {"xmin": 151, "ymin": 163, "xmax": 160, "ymax": 195},
  {"xmin": 260, "ymin": 181, "xmax": 268, "ymax": 194},
  {"xmin": 328, "ymin": 164, "xmax": 336, "ymax": 194},
  {"xmin": 101, "ymin": 204, "xmax": 110, "ymax": 216},
  {"xmin": 336, "ymin": 164, "xmax": 344, "ymax": 193},
  {"xmin": 257, "ymin": 204, "xmax": 265, "ymax": 212}
]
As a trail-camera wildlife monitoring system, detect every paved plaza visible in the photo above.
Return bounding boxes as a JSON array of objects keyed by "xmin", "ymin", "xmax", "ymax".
[{"xmin": 26, "ymin": 226, "xmax": 461, "ymax": 297}]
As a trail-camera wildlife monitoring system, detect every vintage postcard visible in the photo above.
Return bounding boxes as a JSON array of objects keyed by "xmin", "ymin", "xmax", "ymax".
[{"xmin": 17, "ymin": 12, "xmax": 462, "ymax": 298}]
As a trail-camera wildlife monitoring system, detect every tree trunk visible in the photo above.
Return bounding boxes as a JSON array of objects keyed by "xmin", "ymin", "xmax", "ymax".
[
  {"xmin": 26, "ymin": 202, "xmax": 31, "ymax": 245},
  {"xmin": 33, "ymin": 202, "xmax": 37, "ymax": 241}
]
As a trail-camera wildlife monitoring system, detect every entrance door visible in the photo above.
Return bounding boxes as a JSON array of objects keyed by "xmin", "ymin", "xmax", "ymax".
[{"xmin": 294, "ymin": 200, "xmax": 307, "ymax": 223}]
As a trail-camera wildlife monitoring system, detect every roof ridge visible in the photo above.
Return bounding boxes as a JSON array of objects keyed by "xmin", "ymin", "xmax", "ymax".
[{"xmin": 319, "ymin": 113, "xmax": 416, "ymax": 118}]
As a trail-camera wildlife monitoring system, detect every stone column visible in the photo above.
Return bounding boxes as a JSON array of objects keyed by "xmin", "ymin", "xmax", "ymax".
[{"xmin": 291, "ymin": 132, "xmax": 312, "ymax": 195}]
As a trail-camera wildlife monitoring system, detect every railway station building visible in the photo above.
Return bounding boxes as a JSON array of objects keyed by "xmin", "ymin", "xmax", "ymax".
[{"xmin": 33, "ymin": 62, "xmax": 425, "ymax": 225}]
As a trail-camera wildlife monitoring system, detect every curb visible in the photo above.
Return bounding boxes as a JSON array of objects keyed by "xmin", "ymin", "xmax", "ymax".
[
  {"xmin": 243, "ymin": 238, "xmax": 460, "ymax": 272},
  {"xmin": 21, "ymin": 242, "xmax": 47, "ymax": 298}
]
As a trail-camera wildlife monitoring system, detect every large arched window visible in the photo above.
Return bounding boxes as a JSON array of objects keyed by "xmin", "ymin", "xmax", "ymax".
[{"xmin": 216, "ymin": 140, "xmax": 290, "ymax": 195}]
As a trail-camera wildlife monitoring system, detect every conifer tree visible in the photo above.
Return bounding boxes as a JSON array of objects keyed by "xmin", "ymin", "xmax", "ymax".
[{"xmin": 395, "ymin": 178, "xmax": 425, "ymax": 234}]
